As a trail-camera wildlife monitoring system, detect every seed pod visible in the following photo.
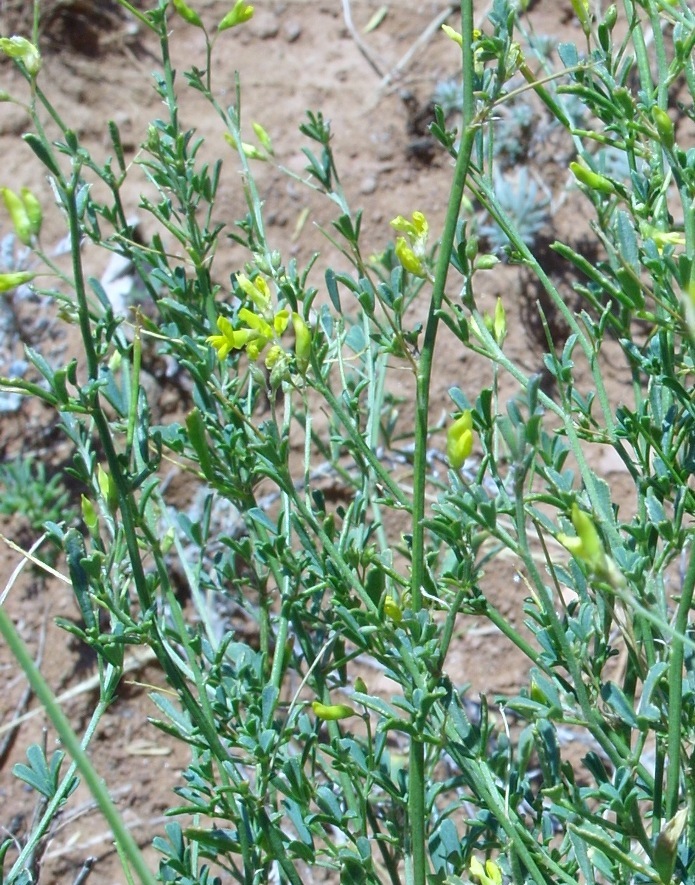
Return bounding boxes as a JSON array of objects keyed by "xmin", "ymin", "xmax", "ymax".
[
  {"xmin": 570, "ymin": 161, "xmax": 614, "ymax": 195},
  {"xmin": 311, "ymin": 701, "xmax": 356, "ymax": 721},
  {"xmin": 652, "ymin": 106, "xmax": 675, "ymax": 150},
  {"xmin": 0, "ymin": 271, "xmax": 36, "ymax": 292}
]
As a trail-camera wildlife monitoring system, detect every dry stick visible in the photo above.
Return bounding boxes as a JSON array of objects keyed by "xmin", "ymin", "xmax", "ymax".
[
  {"xmin": 380, "ymin": 2, "xmax": 458, "ymax": 88},
  {"xmin": 0, "ymin": 546, "xmax": 52, "ymax": 767},
  {"xmin": 342, "ymin": 0, "xmax": 385, "ymax": 78},
  {"xmin": 0, "ymin": 646, "xmax": 157, "ymax": 737}
]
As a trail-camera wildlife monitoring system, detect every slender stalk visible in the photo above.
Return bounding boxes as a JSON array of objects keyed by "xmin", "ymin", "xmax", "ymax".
[
  {"xmin": 665, "ymin": 541, "xmax": 695, "ymax": 818},
  {"xmin": 405, "ymin": 4, "xmax": 477, "ymax": 884},
  {"xmin": 0, "ymin": 607, "xmax": 156, "ymax": 885}
]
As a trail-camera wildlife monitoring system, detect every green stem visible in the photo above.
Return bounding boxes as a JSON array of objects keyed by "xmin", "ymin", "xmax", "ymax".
[
  {"xmin": 405, "ymin": 5, "xmax": 477, "ymax": 884},
  {"xmin": 665, "ymin": 541, "xmax": 695, "ymax": 818},
  {"xmin": 0, "ymin": 607, "xmax": 156, "ymax": 885}
]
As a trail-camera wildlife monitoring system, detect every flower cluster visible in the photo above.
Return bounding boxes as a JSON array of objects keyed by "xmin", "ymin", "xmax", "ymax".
[
  {"xmin": 390, "ymin": 211, "xmax": 429, "ymax": 278},
  {"xmin": 207, "ymin": 273, "xmax": 311, "ymax": 380}
]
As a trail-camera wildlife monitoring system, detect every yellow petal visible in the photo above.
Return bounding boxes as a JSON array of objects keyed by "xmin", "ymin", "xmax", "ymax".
[{"xmin": 395, "ymin": 238, "xmax": 425, "ymax": 277}]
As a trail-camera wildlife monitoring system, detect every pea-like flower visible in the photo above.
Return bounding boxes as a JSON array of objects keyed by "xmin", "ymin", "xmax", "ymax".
[
  {"xmin": 469, "ymin": 857, "xmax": 502, "ymax": 885},
  {"xmin": 0, "ymin": 36, "xmax": 41, "ymax": 77},
  {"xmin": 447, "ymin": 410, "xmax": 474, "ymax": 469},
  {"xmin": 557, "ymin": 503, "xmax": 625, "ymax": 588},
  {"xmin": 391, "ymin": 211, "xmax": 429, "ymax": 278},
  {"xmin": 557, "ymin": 503, "xmax": 607, "ymax": 574},
  {"xmin": 207, "ymin": 272, "xmax": 311, "ymax": 376}
]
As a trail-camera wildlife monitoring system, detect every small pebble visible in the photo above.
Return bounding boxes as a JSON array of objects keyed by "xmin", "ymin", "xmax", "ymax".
[
  {"xmin": 283, "ymin": 20, "xmax": 302, "ymax": 42},
  {"xmin": 250, "ymin": 11, "xmax": 280, "ymax": 39},
  {"xmin": 359, "ymin": 174, "xmax": 378, "ymax": 195}
]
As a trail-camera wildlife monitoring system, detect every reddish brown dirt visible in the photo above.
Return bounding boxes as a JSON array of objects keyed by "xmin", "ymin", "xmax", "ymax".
[{"xmin": 0, "ymin": 1, "xmax": 638, "ymax": 882}]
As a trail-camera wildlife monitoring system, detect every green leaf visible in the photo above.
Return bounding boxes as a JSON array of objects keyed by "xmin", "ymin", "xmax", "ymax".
[
  {"xmin": 600, "ymin": 681, "xmax": 638, "ymax": 727},
  {"xmin": 13, "ymin": 745, "xmax": 64, "ymax": 799}
]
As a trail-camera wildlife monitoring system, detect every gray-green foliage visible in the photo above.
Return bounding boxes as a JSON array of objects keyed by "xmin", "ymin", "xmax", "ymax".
[
  {"xmin": 0, "ymin": 455, "xmax": 75, "ymax": 533},
  {"xmin": 1, "ymin": 0, "xmax": 695, "ymax": 884}
]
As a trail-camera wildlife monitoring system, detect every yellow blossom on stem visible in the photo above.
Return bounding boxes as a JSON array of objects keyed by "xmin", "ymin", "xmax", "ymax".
[
  {"xmin": 218, "ymin": 0, "xmax": 254, "ymax": 31},
  {"xmin": 0, "ymin": 36, "xmax": 41, "ymax": 76},
  {"xmin": 639, "ymin": 221, "xmax": 685, "ymax": 252},
  {"xmin": 207, "ymin": 273, "xmax": 310, "ymax": 377},
  {"xmin": 391, "ymin": 210, "xmax": 429, "ymax": 277},
  {"xmin": 395, "ymin": 237, "xmax": 426, "ymax": 277},
  {"xmin": 557, "ymin": 503, "xmax": 625, "ymax": 590},
  {"xmin": 469, "ymin": 857, "xmax": 503, "ymax": 885},
  {"xmin": 447, "ymin": 410, "xmax": 474, "ymax": 469},
  {"xmin": 383, "ymin": 595, "xmax": 403, "ymax": 623},
  {"xmin": 557, "ymin": 503, "xmax": 607, "ymax": 572}
]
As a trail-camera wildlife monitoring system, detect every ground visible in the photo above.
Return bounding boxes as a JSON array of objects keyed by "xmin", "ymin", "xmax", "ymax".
[{"xmin": 0, "ymin": 1, "xmax": 639, "ymax": 882}]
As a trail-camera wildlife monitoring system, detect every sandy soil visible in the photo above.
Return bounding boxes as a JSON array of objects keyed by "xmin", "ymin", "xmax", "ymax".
[{"xmin": 0, "ymin": 1, "xmax": 638, "ymax": 881}]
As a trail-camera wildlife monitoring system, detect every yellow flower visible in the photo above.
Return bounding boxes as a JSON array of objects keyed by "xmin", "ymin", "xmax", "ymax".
[
  {"xmin": 0, "ymin": 270, "xmax": 35, "ymax": 292},
  {"xmin": 391, "ymin": 211, "xmax": 428, "ymax": 241},
  {"xmin": 395, "ymin": 238, "xmax": 425, "ymax": 277},
  {"xmin": 640, "ymin": 222, "xmax": 685, "ymax": 252},
  {"xmin": 447, "ymin": 410, "xmax": 474, "ymax": 469},
  {"xmin": 469, "ymin": 857, "xmax": 503, "ymax": 885},
  {"xmin": 383, "ymin": 595, "xmax": 403, "ymax": 623},
  {"xmin": 441, "ymin": 25, "xmax": 482, "ymax": 47},
  {"xmin": 557, "ymin": 503, "xmax": 606, "ymax": 572},
  {"xmin": 207, "ymin": 315, "xmax": 253, "ymax": 359},
  {"xmin": 218, "ymin": 0, "xmax": 254, "ymax": 31},
  {"xmin": 207, "ymin": 274, "xmax": 310, "ymax": 375},
  {"xmin": 391, "ymin": 211, "xmax": 429, "ymax": 277},
  {"xmin": 0, "ymin": 36, "xmax": 41, "ymax": 76}
]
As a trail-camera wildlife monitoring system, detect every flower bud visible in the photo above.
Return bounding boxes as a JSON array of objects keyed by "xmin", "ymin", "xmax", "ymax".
[
  {"xmin": 1, "ymin": 187, "xmax": 33, "ymax": 245},
  {"xmin": 652, "ymin": 106, "xmax": 675, "ymax": 150},
  {"xmin": 252, "ymin": 122, "xmax": 273, "ymax": 155},
  {"xmin": 20, "ymin": 188, "xmax": 42, "ymax": 239},
  {"xmin": 474, "ymin": 254, "xmax": 499, "ymax": 271},
  {"xmin": 81, "ymin": 495, "xmax": 99, "ymax": 534},
  {"xmin": 290, "ymin": 313, "xmax": 310, "ymax": 373},
  {"xmin": 654, "ymin": 808, "xmax": 687, "ymax": 885},
  {"xmin": 97, "ymin": 465, "xmax": 119, "ymax": 515},
  {"xmin": 218, "ymin": 0, "xmax": 254, "ymax": 31},
  {"xmin": 172, "ymin": 0, "xmax": 204, "ymax": 27}
]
